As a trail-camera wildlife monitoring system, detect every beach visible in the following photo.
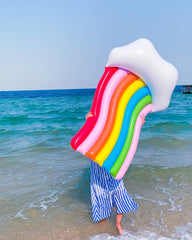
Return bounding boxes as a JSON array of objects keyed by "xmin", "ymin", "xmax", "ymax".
[{"xmin": 0, "ymin": 89, "xmax": 192, "ymax": 240}]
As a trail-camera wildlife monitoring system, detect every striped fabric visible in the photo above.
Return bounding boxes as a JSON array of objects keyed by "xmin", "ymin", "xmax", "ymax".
[{"xmin": 90, "ymin": 161, "xmax": 138, "ymax": 222}]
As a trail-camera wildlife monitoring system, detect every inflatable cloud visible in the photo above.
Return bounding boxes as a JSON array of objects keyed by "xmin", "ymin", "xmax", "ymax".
[{"xmin": 71, "ymin": 38, "xmax": 178, "ymax": 179}]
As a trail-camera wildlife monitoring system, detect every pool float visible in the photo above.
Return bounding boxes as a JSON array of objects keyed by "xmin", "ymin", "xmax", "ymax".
[{"xmin": 71, "ymin": 38, "xmax": 178, "ymax": 179}]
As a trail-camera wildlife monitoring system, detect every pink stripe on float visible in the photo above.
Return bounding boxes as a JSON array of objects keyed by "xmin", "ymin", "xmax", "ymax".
[
  {"xmin": 71, "ymin": 67, "xmax": 117, "ymax": 150},
  {"xmin": 77, "ymin": 69, "xmax": 129, "ymax": 155}
]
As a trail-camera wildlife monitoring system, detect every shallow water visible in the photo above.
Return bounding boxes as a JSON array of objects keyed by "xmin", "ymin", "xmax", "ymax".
[{"xmin": 0, "ymin": 90, "xmax": 192, "ymax": 239}]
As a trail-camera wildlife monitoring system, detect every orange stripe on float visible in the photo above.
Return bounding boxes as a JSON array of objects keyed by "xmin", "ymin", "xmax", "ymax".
[{"xmin": 85, "ymin": 72, "xmax": 139, "ymax": 160}]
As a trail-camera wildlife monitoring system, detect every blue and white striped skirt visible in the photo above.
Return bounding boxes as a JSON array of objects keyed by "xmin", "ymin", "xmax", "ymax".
[{"xmin": 90, "ymin": 161, "xmax": 138, "ymax": 222}]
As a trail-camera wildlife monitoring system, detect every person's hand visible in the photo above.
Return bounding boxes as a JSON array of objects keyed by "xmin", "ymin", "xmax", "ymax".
[
  {"xmin": 140, "ymin": 114, "xmax": 145, "ymax": 125},
  {"xmin": 85, "ymin": 112, "xmax": 94, "ymax": 120}
]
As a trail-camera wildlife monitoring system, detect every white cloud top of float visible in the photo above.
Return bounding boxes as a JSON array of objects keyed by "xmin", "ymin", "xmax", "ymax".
[{"xmin": 106, "ymin": 38, "xmax": 178, "ymax": 112}]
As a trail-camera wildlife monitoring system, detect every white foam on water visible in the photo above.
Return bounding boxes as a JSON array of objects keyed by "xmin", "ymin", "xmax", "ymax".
[
  {"xmin": 172, "ymin": 222, "xmax": 192, "ymax": 239},
  {"xmin": 14, "ymin": 209, "xmax": 28, "ymax": 220},
  {"xmin": 90, "ymin": 222, "xmax": 192, "ymax": 240},
  {"xmin": 90, "ymin": 231, "xmax": 169, "ymax": 240}
]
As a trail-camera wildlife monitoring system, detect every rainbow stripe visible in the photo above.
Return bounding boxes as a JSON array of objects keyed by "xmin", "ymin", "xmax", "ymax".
[{"xmin": 71, "ymin": 67, "xmax": 152, "ymax": 179}]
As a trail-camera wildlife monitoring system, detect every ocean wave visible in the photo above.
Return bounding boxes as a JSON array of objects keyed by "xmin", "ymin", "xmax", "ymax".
[
  {"xmin": 90, "ymin": 223, "xmax": 192, "ymax": 240},
  {"xmin": 139, "ymin": 136, "xmax": 191, "ymax": 148}
]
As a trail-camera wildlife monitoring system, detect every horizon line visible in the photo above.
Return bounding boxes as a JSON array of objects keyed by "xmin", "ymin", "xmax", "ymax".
[{"xmin": 0, "ymin": 84, "xmax": 190, "ymax": 93}]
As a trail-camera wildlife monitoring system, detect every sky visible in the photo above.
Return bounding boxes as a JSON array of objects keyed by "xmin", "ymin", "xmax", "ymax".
[{"xmin": 0, "ymin": 0, "xmax": 191, "ymax": 91}]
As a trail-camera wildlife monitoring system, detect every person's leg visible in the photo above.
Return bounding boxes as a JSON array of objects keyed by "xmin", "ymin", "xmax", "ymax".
[
  {"xmin": 116, "ymin": 209, "xmax": 123, "ymax": 235},
  {"xmin": 100, "ymin": 218, "xmax": 106, "ymax": 224}
]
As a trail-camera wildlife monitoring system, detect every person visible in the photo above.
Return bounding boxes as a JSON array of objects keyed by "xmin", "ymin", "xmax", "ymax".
[{"xmin": 86, "ymin": 112, "xmax": 145, "ymax": 235}]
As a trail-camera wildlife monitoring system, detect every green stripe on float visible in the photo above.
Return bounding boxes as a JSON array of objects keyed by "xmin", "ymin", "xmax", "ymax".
[{"xmin": 110, "ymin": 94, "xmax": 152, "ymax": 177}]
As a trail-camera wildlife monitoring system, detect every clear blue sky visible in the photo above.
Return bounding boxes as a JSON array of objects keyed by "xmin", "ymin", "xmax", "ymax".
[{"xmin": 0, "ymin": 0, "xmax": 191, "ymax": 91}]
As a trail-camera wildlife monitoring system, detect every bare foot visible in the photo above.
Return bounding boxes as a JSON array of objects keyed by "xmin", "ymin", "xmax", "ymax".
[{"xmin": 116, "ymin": 223, "xmax": 123, "ymax": 235}]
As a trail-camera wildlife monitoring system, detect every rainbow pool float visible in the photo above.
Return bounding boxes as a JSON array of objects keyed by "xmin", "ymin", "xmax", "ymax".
[{"xmin": 71, "ymin": 39, "xmax": 178, "ymax": 179}]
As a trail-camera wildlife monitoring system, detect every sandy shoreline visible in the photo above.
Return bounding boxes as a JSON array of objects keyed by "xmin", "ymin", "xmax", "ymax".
[
  {"xmin": 1, "ymin": 200, "xmax": 192, "ymax": 240},
  {"xmin": 0, "ymin": 218, "xmax": 120, "ymax": 240}
]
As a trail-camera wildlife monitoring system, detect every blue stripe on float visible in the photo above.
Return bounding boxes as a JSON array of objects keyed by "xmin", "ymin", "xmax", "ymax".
[{"xmin": 103, "ymin": 86, "xmax": 151, "ymax": 172}]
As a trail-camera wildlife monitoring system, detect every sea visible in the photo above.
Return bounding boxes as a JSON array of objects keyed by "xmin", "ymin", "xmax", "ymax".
[{"xmin": 0, "ymin": 87, "xmax": 192, "ymax": 240}]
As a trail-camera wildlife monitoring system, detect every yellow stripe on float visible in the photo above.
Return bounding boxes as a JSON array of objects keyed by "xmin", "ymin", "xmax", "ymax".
[{"xmin": 95, "ymin": 79, "xmax": 146, "ymax": 166}]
